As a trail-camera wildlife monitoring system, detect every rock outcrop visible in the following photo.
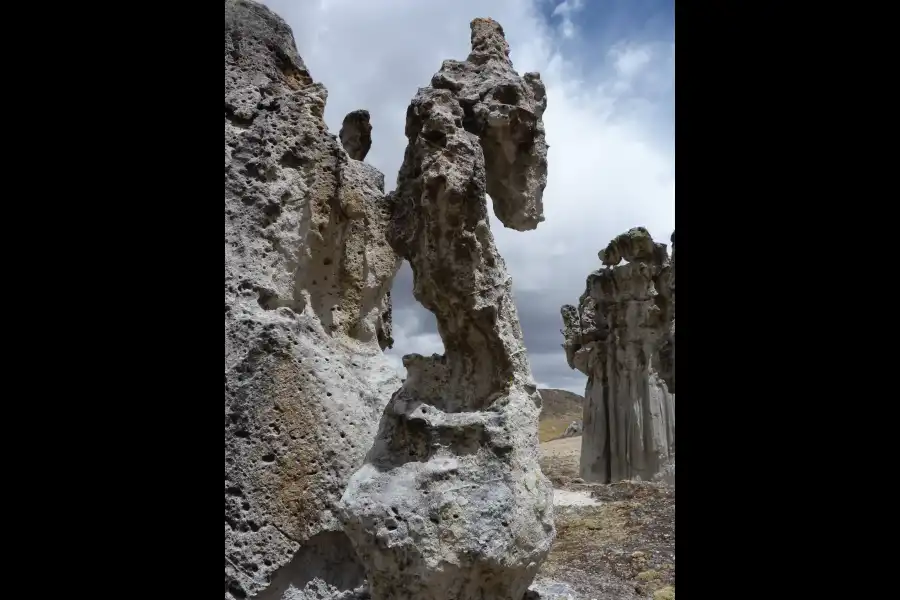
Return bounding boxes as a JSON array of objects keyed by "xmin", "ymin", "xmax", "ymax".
[
  {"xmin": 524, "ymin": 580, "xmax": 578, "ymax": 599},
  {"xmin": 340, "ymin": 110, "xmax": 373, "ymax": 162},
  {"xmin": 340, "ymin": 18, "xmax": 555, "ymax": 600},
  {"xmin": 225, "ymin": 1, "xmax": 400, "ymax": 598},
  {"xmin": 560, "ymin": 227, "xmax": 674, "ymax": 484},
  {"xmin": 562, "ymin": 420, "xmax": 583, "ymax": 438}
]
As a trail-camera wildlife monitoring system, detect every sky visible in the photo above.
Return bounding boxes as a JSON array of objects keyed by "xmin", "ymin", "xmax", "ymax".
[{"xmin": 260, "ymin": 0, "xmax": 675, "ymax": 395}]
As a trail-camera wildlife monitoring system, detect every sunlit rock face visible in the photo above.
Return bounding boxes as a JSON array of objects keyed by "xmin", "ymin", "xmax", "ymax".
[
  {"xmin": 339, "ymin": 18, "xmax": 556, "ymax": 600},
  {"xmin": 560, "ymin": 227, "xmax": 675, "ymax": 484}
]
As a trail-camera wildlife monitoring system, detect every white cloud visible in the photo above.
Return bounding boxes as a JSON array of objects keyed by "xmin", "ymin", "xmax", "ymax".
[
  {"xmin": 259, "ymin": 0, "xmax": 674, "ymax": 393},
  {"xmin": 382, "ymin": 329, "xmax": 444, "ymax": 376},
  {"xmin": 609, "ymin": 42, "xmax": 653, "ymax": 79},
  {"xmin": 550, "ymin": 0, "xmax": 585, "ymax": 39},
  {"xmin": 531, "ymin": 354, "xmax": 587, "ymax": 395}
]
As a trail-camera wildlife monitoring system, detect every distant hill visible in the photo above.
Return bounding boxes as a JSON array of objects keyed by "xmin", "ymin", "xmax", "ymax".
[{"xmin": 537, "ymin": 388, "xmax": 584, "ymax": 442}]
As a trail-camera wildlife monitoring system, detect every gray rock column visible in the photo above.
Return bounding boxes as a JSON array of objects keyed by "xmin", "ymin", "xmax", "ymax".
[
  {"xmin": 340, "ymin": 18, "xmax": 555, "ymax": 600},
  {"xmin": 560, "ymin": 228, "xmax": 675, "ymax": 484}
]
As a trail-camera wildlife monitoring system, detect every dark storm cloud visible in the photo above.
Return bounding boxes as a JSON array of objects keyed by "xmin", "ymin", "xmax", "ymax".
[
  {"xmin": 388, "ymin": 262, "xmax": 587, "ymax": 394},
  {"xmin": 512, "ymin": 286, "xmax": 587, "ymax": 393},
  {"xmin": 391, "ymin": 264, "xmax": 575, "ymax": 357},
  {"xmin": 512, "ymin": 286, "xmax": 580, "ymax": 356}
]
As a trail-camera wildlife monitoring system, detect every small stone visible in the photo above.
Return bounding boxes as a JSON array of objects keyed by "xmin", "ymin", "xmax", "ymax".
[{"xmin": 562, "ymin": 420, "xmax": 582, "ymax": 437}]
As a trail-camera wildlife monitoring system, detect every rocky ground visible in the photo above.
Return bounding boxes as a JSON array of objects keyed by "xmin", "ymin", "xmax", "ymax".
[{"xmin": 532, "ymin": 435, "xmax": 675, "ymax": 600}]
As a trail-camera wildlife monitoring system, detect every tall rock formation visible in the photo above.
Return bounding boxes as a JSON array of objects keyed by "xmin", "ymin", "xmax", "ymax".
[
  {"xmin": 340, "ymin": 18, "xmax": 555, "ymax": 600},
  {"xmin": 225, "ymin": 1, "xmax": 400, "ymax": 598},
  {"xmin": 560, "ymin": 227, "xmax": 675, "ymax": 484}
]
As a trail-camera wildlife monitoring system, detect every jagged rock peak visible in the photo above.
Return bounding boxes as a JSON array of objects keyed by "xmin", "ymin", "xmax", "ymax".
[
  {"xmin": 598, "ymin": 226, "xmax": 668, "ymax": 267},
  {"xmin": 225, "ymin": 0, "xmax": 397, "ymax": 351},
  {"xmin": 224, "ymin": 0, "xmax": 312, "ymax": 99},
  {"xmin": 468, "ymin": 17, "xmax": 511, "ymax": 62},
  {"xmin": 426, "ymin": 18, "xmax": 549, "ymax": 231},
  {"xmin": 560, "ymin": 228, "xmax": 674, "ymax": 484},
  {"xmin": 340, "ymin": 17, "xmax": 555, "ymax": 600},
  {"xmin": 340, "ymin": 109, "xmax": 373, "ymax": 161},
  {"xmin": 224, "ymin": 1, "xmax": 401, "ymax": 598}
]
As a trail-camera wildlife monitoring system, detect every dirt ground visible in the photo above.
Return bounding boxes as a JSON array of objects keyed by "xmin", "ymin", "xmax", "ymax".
[
  {"xmin": 534, "ymin": 435, "xmax": 675, "ymax": 600},
  {"xmin": 539, "ymin": 436, "xmax": 582, "ymax": 486}
]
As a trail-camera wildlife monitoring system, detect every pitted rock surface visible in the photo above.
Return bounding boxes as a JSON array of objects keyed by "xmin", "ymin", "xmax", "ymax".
[
  {"xmin": 560, "ymin": 227, "xmax": 675, "ymax": 484},
  {"xmin": 225, "ymin": 1, "xmax": 400, "ymax": 598},
  {"xmin": 340, "ymin": 18, "xmax": 555, "ymax": 600},
  {"xmin": 597, "ymin": 227, "xmax": 668, "ymax": 268},
  {"xmin": 426, "ymin": 18, "xmax": 548, "ymax": 231}
]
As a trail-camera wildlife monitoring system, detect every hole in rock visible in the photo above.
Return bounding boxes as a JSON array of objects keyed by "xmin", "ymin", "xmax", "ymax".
[
  {"xmin": 255, "ymin": 531, "xmax": 366, "ymax": 600},
  {"xmin": 384, "ymin": 261, "xmax": 445, "ymax": 377}
]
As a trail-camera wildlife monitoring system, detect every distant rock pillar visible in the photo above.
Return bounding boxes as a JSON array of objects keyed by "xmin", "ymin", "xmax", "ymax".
[{"xmin": 560, "ymin": 227, "xmax": 675, "ymax": 483}]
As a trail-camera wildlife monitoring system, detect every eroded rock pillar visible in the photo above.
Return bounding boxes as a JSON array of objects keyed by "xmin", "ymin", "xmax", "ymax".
[
  {"xmin": 560, "ymin": 228, "xmax": 675, "ymax": 484},
  {"xmin": 340, "ymin": 18, "xmax": 555, "ymax": 600}
]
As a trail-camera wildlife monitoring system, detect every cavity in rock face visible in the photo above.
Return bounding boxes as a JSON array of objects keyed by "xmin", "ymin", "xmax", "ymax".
[
  {"xmin": 340, "ymin": 18, "xmax": 555, "ymax": 600},
  {"xmin": 340, "ymin": 110, "xmax": 373, "ymax": 161},
  {"xmin": 560, "ymin": 227, "xmax": 675, "ymax": 484},
  {"xmin": 225, "ymin": 1, "xmax": 400, "ymax": 598}
]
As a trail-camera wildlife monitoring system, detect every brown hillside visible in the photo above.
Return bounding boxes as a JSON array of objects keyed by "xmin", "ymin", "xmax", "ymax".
[{"xmin": 538, "ymin": 388, "xmax": 584, "ymax": 442}]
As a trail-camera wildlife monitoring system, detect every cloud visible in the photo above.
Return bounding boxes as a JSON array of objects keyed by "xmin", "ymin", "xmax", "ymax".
[
  {"xmin": 381, "ymin": 263, "xmax": 443, "ymax": 375},
  {"xmin": 609, "ymin": 41, "xmax": 653, "ymax": 79},
  {"xmin": 550, "ymin": 0, "xmax": 585, "ymax": 39},
  {"xmin": 259, "ymin": 0, "xmax": 674, "ymax": 396}
]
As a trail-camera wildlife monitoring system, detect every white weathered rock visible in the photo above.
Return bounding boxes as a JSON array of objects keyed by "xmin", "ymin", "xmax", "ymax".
[
  {"xmin": 340, "ymin": 18, "xmax": 555, "ymax": 600},
  {"xmin": 524, "ymin": 580, "xmax": 578, "ymax": 600},
  {"xmin": 562, "ymin": 420, "xmax": 583, "ymax": 438},
  {"xmin": 225, "ymin": 1, "xmax": 400, "ymax": 598},
  {"xmin": 560, "ymin": 228, "xmax": 675, "ymax": 484}
]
